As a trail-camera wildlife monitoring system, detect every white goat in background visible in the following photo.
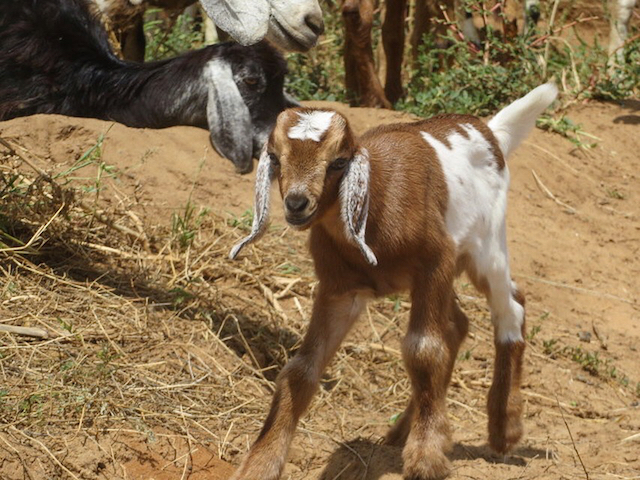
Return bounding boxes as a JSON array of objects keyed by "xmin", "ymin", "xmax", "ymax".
[{"xmin": 94, "ymin": 0, "xmax": 325, "ymax": 60}]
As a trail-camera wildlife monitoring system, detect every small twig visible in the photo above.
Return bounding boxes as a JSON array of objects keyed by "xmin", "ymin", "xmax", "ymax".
[
  {"xmin": 0, "ymin": 137, "xmax": 52, "ymax": 180},
  {"xmin": 76, "ymin": 200, "xmax": 145, "ymax": 242},
  {"xmin": 621, "ymin": 432, "xmax": 640, "ymax": 443},
  {"xmin": 68, "ymin": 240, "xmax": 180, "ymax": 261},
  {"xmin": 9, "ymin": 426, "xmax": 80, "ymax": 480},
  {"xmin": 591, "ymin": 322, "xmax": 608, "ymax": 350},
  {"xmin": 0, "ymin": 203, "xmax": 66, "ymax": 253},
  {"xmin": 0, "ymin": 324, "xmax": 51, "ymax": 339},
  {"xmin": 516, "ymin": 274, "xmax": 635, "ymax": 306},
  {"xmin": 530, "ymin": 16, "xmax": 599, "ymax": 47},
  {"xmin": 531, "ymin": 169, "xmax": 577, "ymax": 214},
  {"xmin": 543, "ymin": 0, "xmax": 562, "ymax": 78},
  {"xmin": 555, "ymin": 396, "xmax": 590, "ymax": 480}
]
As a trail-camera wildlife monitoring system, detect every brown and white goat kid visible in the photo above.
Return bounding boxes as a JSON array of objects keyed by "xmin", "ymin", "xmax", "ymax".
[{"xmin": 229, "ymin": 83, "xmax": 558, "ymax": 480}]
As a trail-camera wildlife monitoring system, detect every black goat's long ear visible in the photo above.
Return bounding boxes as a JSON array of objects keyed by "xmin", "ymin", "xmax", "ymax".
[
  {"xmin": 340, "ymin": 148, "xmax": 378, "ymax": 266},
  {"xmin": 229, "ymin": 148, "xmax": 275, "ymax": 260},
  {"xmin": 200, "ymin": 0, "xmax": 269, "ymax": 46},
  {"xmin": 207, "ymin": 59, "xmax": 253, "ymax": 174}
]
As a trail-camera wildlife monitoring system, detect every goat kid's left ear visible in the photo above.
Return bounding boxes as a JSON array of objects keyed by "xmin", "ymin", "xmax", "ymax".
[
  {"xmin": 206, "ymin": 59, "xmax": 254, "ymax": 174},
  {"xmin": 229, "ymin": 148, "xmax": 275, "ymax": 260},
  {"xmin": 340, "ymin": 148, "xmax": 378, "ymax": 266}
]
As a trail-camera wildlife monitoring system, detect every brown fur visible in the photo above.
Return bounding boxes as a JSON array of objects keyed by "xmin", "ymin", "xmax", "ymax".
[
  {"xmin": 382, "ymin": 0, "xmax": 408, "ymax": 103},
  {"xmin": 342, "ymin": 0, "xmax": 392, "ymax": 108},
  {"xmin": 230, "ymin": 109, "xmax": 524, "ymax": 480}
]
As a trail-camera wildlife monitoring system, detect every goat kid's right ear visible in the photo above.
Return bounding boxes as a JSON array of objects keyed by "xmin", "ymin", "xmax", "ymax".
[
  {"xmin": 340, "ymin": 148, "xmax": 378, "ymax": 266},
  {"xmin": 229, "ymin": 149, "xmax": 275, "ymax": 260}
]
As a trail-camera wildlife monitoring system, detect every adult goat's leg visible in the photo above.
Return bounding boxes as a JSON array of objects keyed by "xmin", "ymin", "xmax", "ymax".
[
  {"xmin": 382, "ymin": 0, "xmax": 407, "ymax": 104},
  {"xmin": 401, "ymin": 258, "xmax": 462, "ymax": 480},
  {"xmin": 230, "ymin": 289, "xmax": 367, "ymax": 480}
]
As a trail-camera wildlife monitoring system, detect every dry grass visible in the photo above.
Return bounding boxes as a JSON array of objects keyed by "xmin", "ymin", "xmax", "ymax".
[{"xmin": 1, "ymin": 137, "xmax": 638, "ymax": 480}]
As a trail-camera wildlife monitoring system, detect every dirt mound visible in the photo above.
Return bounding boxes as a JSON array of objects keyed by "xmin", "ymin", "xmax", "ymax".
[{"xmin": 1, "ymin": 97, "xmax": 638, "ymax": 480}]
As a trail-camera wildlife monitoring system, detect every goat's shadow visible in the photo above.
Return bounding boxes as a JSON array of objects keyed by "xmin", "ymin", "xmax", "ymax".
[
  {"xmin": 613, "ymin": 98, "xmax": 639, "ymax": 125},
  {"xmin": 6, "ymin": 233, "xmax": 302, "ymax": 380},
  {"xmin": 316, "ymin": 438, "xmax": 547, "ymax": 480}
]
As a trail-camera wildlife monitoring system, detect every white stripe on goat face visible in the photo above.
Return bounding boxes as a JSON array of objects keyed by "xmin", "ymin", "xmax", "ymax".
[{"xmin": 288, "ymin": 111, "xmax": 335, "ymax": 142}]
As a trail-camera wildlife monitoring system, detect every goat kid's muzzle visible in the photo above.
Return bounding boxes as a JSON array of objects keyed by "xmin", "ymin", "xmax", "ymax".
[{"xmin": 284, "ymin": 192, "xmax": 317, "ymax": 228}]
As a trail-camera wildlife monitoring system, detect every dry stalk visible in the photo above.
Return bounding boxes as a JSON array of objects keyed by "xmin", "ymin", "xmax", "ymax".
[
  {"xmin": 531, "ymin": 169, "xmax": 577, "ymax": 214},
  {"xmin": 555, "ymin": 396, "xmax": 590, "ymax": 480},
  {"xmin": 0, "ymin": 324, "xmax": 51, "ymax": 339}
]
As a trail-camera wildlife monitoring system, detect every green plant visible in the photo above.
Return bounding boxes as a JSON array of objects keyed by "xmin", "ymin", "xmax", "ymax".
[
  {"xmin": 278, "ymin": 263, "xmax": 301, "ymax": 275},
  {"xmin": 459, "ymin": 349, "xmax": 473, "ymax": 361},
  {"xmin": 606, "ymin": 188, "xmax": 625, "ymax": 200},
  {"xmin": 228, "ymin": 209, "xmax": 254, "ymax": 232},
  {"xmin": 527, "ymin": 324, "xmax": 542, "ymax": 341},
  {"xmin": 285, "ymin": 8, "xmax": 347, "ymax": 102},
  {"xmin": 171, "ymin": 200, "xmax": 209, "ymax": 250},
  {"xmin": 542, "ymin": 338, "xmax": 558, "ymax": 355},
  {"xmin": 144, "ymin": 8, "xmax": 205, "ymax": 61},
  {"xmin": 399, "ymin": 1, "xmax": 638, "ymax": 119},
  {"xmin": 537, "ymin": 115, "xmax": 599, "ymax": 149},
  {"xmin": 57, "ymin": 317, "xmax": 74, "ymax": 334},
  {"xmin": 54, "ymin": 136, "xmax": 102, "ymax": 179}
]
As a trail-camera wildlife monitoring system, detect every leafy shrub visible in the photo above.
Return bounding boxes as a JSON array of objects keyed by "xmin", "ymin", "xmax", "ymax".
[
  {"xmin": 400, "ymin": 26, "xmax": 638, "ymax": 118},
  {"xmin": 285, "ymin": 5, "xmax": 347, "ymax": 102},
  {"xmin": 144, "ymin": 8, "xmax": 205, "ymax": 61}
]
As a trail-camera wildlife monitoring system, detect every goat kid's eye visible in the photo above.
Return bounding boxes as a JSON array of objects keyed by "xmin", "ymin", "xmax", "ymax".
[
  {"xmin": 329, "ymin": 158, "xmax": 348, "ymax": 170},
  {"xmin": 268, "ymin": 153, "xmax": 280, "ymax": 167},
  {"xmin": 244, "ymin": 77, "xmax": 259, "ymax": 87}
]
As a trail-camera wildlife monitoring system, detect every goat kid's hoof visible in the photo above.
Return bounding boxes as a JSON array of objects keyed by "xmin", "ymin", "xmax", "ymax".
[
  {"xmin": 403, "ymin": 445, "xmax": 451, "ymax": 480},
  {"xmin": 488, "ymin": 415, "xmax": 523, "ymax": 454},
  {"xmin": 229, "ymin": 460, "xmax": 282, "ymax": 480},
  {"xmin": 402, "ymin": 453, "xmax": 451, "ymax": 480}
]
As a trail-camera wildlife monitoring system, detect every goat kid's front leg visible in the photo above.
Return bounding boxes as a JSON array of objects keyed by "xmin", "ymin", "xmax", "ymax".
[
  {"xmin": 401, "ymin": 261, "xmax": 464, "ymax": 480},
  {"xmin": 230, "ymin": 289, "xmax": 367, "ymax": 480}
]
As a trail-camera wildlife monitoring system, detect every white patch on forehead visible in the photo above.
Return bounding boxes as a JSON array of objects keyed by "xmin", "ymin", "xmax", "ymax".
[{"xmin": 288, "ymin": 111, "xmax": 335, "ymax": 142}]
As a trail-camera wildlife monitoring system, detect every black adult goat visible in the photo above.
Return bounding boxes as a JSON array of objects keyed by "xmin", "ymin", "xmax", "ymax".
[{"xmin": 0, "ymin": 0, "xmax": 296, "ymax": 173}]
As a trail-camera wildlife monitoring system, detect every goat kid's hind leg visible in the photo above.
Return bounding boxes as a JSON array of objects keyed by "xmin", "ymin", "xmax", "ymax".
[
  {"xmin": 401, "ymin": 262, "xmax": 465, "ymax": 480},
  {"xmin": 230, "ymin": 289, "xmax": 367, "ymax": 480},
  {"xmin": 386, "ymin": 299, "xmax": 468, "ymax": 450},
  {"xmin": 468, "ymin": 234, "xmax": 526, "ymax": 454}
]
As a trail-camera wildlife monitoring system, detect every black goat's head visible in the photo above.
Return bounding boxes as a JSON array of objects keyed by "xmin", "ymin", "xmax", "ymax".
[{"xmin": 205, "ymin": 42, "xmax": 298, "ymax": 174}]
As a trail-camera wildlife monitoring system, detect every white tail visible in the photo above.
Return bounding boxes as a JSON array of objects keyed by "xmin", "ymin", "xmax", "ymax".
[{"xmin": 488, "ymin": 83, "xmax": 558, "ymax": 159}]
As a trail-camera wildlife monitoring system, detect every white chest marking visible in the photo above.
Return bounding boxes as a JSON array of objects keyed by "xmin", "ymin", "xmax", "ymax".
[{"xmin": 288, "ymin": 111, "xmax": 335, "ymax": 142}]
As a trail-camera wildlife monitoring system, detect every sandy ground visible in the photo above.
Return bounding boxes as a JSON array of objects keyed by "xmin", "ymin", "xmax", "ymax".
[{"xmin": 0, "ymin": 92, "xmax": 638, "ymax": 480}]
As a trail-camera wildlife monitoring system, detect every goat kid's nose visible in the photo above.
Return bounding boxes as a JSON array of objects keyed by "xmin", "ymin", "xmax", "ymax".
[
  {"xmin": 285, "ymin": 194, "xmax": 310, "ymax": 213},
  {"xmin": 305, "ymin": 14, "xmax": 325, "ymax": 36}
]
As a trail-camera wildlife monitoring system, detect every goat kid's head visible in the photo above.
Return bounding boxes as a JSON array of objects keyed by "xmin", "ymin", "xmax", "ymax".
[
  {"xmin": 230, "ymin": 108, "xmax": 378, "ymax": 265},
  {"xmin": 200, "ymin": 0, "xmax": 324, "ymax": 52},
  {"xmin": 206, "ymin": 42, "xmax": 297, "ymax": 174}
]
